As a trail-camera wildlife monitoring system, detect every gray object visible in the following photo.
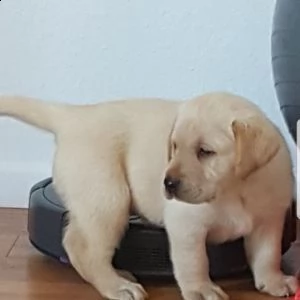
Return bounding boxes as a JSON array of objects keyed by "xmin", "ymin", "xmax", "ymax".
[
  {"xmin": 272, "ymin": 0, "xmax": 300, "ymax": 276},
  {"xmin": 272, "ymin": 0, "xmax": 300, "ymax": 141}
]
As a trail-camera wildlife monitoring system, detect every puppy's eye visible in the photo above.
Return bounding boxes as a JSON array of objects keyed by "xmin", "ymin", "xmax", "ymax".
[
  {"xmin": 173, "ymin": 142, "xmax": 177, "ymax": 151},
  {"xmin": 197, "ymin": 147, "xmax": 215, "ymax": 159}
]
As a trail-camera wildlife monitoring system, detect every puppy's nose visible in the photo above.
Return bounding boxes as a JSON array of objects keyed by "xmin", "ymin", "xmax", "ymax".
[{"xmin": 164, "ymin": 176, "xmax": 180, "ymax": 195}]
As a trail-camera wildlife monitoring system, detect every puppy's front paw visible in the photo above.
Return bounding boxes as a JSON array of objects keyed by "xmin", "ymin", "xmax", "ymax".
[
  {"xmin": 104, "ymin": 280, "xmax": 147, "ymax": 300},
  {"xmin": 255, "ymin": 273, "xmax": 298, "ymax": 297},
  {"xmin": 182, "ymin": 282, "xmax": 229, "ymax": 300}
]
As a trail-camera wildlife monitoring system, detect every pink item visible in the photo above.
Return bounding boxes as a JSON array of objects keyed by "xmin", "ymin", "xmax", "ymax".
[{"xmin": 293, "ymin": 288, "xmax": 300, "ymax": 300}]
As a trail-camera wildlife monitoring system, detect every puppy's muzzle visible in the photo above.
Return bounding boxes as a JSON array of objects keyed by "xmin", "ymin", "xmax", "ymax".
[{"xmin": 164, "ymin": 176, "xmax": 181, "ymax": 198}]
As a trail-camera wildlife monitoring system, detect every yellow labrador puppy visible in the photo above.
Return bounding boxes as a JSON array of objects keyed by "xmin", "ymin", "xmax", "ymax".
[{"xmin": 0, "ymin": 92, "xmax": 297, "ymax": 300}]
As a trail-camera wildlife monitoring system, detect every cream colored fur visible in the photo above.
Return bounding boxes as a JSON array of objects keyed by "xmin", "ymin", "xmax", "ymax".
[{"xmin": 0, "ymin": 92, "xmax": 297, "ymax": 300}]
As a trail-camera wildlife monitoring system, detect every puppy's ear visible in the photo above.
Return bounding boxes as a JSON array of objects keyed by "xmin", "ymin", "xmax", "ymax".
[{"xmin": 232, "ymin": 116, "xmax": 280, "ymax": 179}]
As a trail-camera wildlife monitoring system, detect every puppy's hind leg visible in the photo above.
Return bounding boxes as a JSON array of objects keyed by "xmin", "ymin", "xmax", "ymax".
[{"xmin": 54, "ymin": 147, "xmax": 147, "ymax": 300}]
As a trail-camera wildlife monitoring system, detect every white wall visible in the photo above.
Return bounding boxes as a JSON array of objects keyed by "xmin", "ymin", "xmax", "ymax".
[{"xmin": 0, "ymin": 0, "xmax": 294, "ymax": 207}]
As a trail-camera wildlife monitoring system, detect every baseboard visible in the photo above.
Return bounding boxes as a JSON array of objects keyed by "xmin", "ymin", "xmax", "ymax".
[{"xmin": 0, "ymin": 162, "xmax": 51, "ymax": 208}]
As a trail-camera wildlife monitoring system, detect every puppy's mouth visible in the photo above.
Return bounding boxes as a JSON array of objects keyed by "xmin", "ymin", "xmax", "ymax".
[
  {"xmin": 164, "ymin": 189, "xmax": 175, "ymax": 200},
  {"xmin": 165, "ymin": 190, "xmax": 215, "ymax": 204}
]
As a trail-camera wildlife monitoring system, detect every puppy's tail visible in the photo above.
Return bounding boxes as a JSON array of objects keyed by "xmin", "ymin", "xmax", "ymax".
[{"xmin": 0, "ymin": 95, "xmax": 71, "ymax": 134}]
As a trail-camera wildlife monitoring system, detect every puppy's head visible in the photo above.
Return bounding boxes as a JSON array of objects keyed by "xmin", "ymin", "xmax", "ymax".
[{"xmin": 164, "ymin": 93, "xmax": 280, "ymax": 204}]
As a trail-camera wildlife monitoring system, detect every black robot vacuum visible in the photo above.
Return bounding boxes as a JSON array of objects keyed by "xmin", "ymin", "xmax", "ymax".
[
  {"xmin": 28, "ymin": 178, "xmax": 295, "ymax": 280},
  {"xmin": 28, "ymin": 178, "xmax": 253, "ymax": 280}
]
